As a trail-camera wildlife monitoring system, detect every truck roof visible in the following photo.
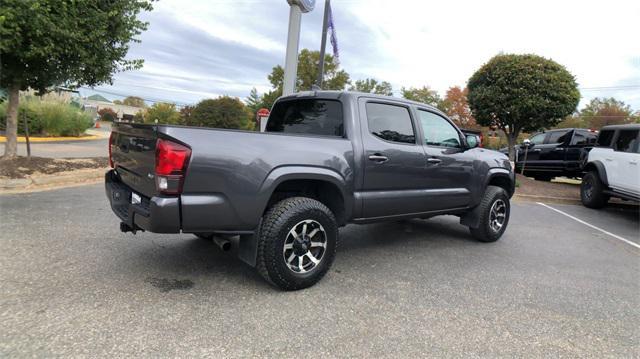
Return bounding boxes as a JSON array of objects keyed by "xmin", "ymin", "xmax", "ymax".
[
  {"xmin": 277, "ymin": 90, "xmax": 444, "ymax": 114},
  {"xmin": 599, "ymin": 123, "xmax": 640, "ymax": 131}
]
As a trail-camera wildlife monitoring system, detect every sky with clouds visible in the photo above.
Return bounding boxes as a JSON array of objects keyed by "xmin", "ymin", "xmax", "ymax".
[{"xmin": 83, "ymin": 0, "xmax": 640, "ymax": 110}]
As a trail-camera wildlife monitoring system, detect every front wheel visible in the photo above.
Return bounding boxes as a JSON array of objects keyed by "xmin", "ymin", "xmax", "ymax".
[
  {"xmin": 581, "ymin": 171, "xmax": 609, "ymax": 209},
  {"xmin": 256, "ymin": 197, "xmax": 338, "ymax": 291},
  {"xmin": 469, "ymin": 186, "xmax": 511, "ymax": 242}
]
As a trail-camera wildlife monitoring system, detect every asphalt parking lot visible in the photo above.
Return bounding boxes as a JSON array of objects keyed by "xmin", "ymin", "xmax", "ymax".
[{"xmin": 1, "ymin": 184, "xmax": 638, "ymax": 357}]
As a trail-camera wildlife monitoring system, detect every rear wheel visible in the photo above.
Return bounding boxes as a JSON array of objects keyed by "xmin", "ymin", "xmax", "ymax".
[
  {"xmin": 581, "ymin": 171, "xmax": 608, "ymax": 209},
  {"xmin": 469, "ymin": 185, "xmax": 511, "ymax": 242},
  {"xmin": 256, "ymin": 197, "xmax": 338, "ymax": 291}
]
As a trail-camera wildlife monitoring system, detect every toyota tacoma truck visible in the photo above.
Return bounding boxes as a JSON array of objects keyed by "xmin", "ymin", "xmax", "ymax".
[{"xmin": 106, "ymin": 91, "xmax": 515, "ymax": 290}]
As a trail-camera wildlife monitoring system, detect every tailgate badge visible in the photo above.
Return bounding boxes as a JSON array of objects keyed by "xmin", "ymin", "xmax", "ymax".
[{"xmin": 147, "ymin": 173, "xmax": 154, "ymax": 179}]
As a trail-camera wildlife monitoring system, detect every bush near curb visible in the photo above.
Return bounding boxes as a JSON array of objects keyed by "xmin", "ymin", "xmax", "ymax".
[{"xmin": 0, "ymin": 98, "xmax": 93, "ymax": 137}]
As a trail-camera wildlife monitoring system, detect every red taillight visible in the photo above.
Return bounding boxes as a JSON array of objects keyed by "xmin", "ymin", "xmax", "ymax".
[
  {"xmin": 155, "ymin": 139, "xmax": 191, "ymax": 194},
  {"xmin": 108, "ymin": 131, "xmax": 115, "ymax": 168},
  {"xmin": 479, "ymin": 133, "xmax": 484, "ymax": 148}
]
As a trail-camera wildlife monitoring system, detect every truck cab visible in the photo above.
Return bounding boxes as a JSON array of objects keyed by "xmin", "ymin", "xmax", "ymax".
[{"xmin": 513, "ymin": 128, "xmax": 597, "ymax": 180}]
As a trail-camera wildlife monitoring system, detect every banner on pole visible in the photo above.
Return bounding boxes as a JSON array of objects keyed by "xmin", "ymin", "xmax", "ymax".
[{"xmin": 327, "ymin": 4, "xmax": 339, "ymax": 64}]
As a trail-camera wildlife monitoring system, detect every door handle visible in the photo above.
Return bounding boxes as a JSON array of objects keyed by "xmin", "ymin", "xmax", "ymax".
[
  {"xmin": 368, "ymin": 154, "xmax": 388, "ymax": 163},
  {"xmin": 554, "ymin": 148, "xmax": 565, "ymax": 151},
  {"xmin": 630, "ymin": 161, "xmax": 638, "ymax": 165},
  {"xmin": 427, "ymin": 157, "xmax": 442, "ymax": 164}
]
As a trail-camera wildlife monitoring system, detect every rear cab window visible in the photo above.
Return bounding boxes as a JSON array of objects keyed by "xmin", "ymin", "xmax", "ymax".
[{"xmin": 266, "ymin": 99, "xmax": 344, "ymax": 137}]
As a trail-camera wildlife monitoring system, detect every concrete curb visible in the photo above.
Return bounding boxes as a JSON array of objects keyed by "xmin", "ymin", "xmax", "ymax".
[
  {"xmin": 0, "ymin": 135, "xmax": 101, "ymax": 143},
  {"xmin": 0, "ymin": 168, "xmax": 108, "ymax": 194}
]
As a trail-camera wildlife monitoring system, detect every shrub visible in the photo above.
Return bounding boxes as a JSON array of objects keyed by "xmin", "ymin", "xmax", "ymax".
[
  {"xmin": 0, "ymin": 98, "xmax": 93, "ymax": 136},
  {"xmin": 141, "ymin": 102, "xmax": 181, "ymax": 125},
  {"xmin": 190, "ymin": 96, "xmax": 248, "ymax": 129},
  {"xmin": 98, "ymin": 108, "xmax": 118, "ymax": 122}
]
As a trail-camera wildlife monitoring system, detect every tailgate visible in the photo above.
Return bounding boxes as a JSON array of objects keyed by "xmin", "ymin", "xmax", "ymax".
[{"xmin": 111, "ymin": 123, "xmax": 158, "ymax": 198}]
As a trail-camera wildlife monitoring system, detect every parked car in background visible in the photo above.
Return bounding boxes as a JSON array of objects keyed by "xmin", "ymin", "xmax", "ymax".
[
  {"xmin": 581, "ymin": 124, "xmax": 640, "ymax": 208},
  {"xmin": 501, "ymin": 128, "xmax": 598, "ymax": 181}
]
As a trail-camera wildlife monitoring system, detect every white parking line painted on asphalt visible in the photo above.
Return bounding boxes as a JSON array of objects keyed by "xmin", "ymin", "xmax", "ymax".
[{"xmin": 537, "ymin": 202, "xmax": 640, "ymax": 250}]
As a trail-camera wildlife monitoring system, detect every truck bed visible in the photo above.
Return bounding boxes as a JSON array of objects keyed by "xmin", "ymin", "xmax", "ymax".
[{"xmin": 109, "ymin": 122, "xmax": 355, "ymax": 232}]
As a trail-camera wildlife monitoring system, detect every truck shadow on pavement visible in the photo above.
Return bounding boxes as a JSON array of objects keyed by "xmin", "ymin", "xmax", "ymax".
[{"xmin": 113, "ymin": 216, "xmax": 482, "ymax": 291}]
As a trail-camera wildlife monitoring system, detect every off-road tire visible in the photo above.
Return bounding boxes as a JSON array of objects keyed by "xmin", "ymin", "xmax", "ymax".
[
  {"xmin": 256, "ymin": 197, "xmax": 338, "ymax": 291},
  {"xmin": 469, "ymin": 185, "xmax": 511, "ymax": 242},
  {"xmin": 581, "ymin": 171, "xmax": 609, "ymax": 209}
]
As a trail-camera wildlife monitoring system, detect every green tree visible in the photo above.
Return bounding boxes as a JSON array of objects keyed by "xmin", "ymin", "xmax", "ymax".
[
  {"xmin": 401, "ymin": 86, "xmax": 443, "ymax": 109},
  {"xmin": 0, "ymin": 0, "xmax": 152, "ymax": 158},
  {"xmin": 554, "ymin": 114, "xmax": 587, "ymax": 129},
  {"xmin": 259, "ymin": 90, "xmax": 281, "ymax": 111},
  {"xmin": 142, "ymin": 102, "xmax": 180, "ymax": 125},
  {"xmin": 349, "ymin": 78, "xmax": 393, "ymax": 96},
  {"xmin": 121, "ymin": 96, "xmax": 146, "ymax": 108},
  {"xmin": 179, "ymin": 105, "xmax": 194, "ymax": 124},
  {"xmin": 261, "ymin": 49, "xmax": 350, "ymax": 109},
  {"xmin": 98, "ymin": 108, "xmax": 118, "ymax": 122},
  {"xmin": 245, "ymin": 87, "xmax": 262, "ymax": 114},
  {"xmin": 190, "ymin": 96, "xmax": 249, "ymax": 129},
  {"xmin": 578, "ymin": 97, "xmax": 635, "ymax": 129},
  {"xmin": 467, "ymin": 54, "xmax": 580, "ymax": 160}
]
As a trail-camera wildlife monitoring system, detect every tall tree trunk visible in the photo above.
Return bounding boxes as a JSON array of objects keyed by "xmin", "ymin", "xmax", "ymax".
[
  {"xmin": 3, "ymin": 85, "xmax": 20, "ymax": 159},
  {"xmin": 506, "ymin": 131, "xmax": 518, "ymax": 161}
]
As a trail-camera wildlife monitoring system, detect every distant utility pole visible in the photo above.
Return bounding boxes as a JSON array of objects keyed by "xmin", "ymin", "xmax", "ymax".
[
  {"xmin": 315, "ymin": 0, "xmax": 330, "ymax": 89},
  {"xmin": 283, "ymin": 0, "xmax": 316, "ymax": 96}
]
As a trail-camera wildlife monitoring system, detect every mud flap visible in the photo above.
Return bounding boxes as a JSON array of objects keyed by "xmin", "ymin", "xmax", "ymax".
[
  {"xmin": 459, "ymin": 206, "xmax": 481, "ymax": 229},
  {"xmin": 238, "ymin": 233, "xmax": 258, "ymax": 267}
]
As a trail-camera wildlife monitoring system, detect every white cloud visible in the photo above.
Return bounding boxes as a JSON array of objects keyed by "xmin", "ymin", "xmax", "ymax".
[{"xmin": 102, "ymin": 0, "xmax": 640, "ymax": 109}]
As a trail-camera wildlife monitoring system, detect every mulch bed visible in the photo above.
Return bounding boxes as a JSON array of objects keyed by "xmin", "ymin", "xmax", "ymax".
[
  {"xmin": 0, "ymin": 156, "xmax": 108, "ymax": 179},
  {"xmin": 515, "ymin": 174, "xmax": 580, "ymax": 199}
]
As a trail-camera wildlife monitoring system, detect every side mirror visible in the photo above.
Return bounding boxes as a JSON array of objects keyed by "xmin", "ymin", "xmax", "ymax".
[
  {"xmin": 522, "ymin": 139, "xmax": 533, "ymax": 148},
  {"xmin": 466, "ymin": 134, "xmax": 480, "ymax": 149}
]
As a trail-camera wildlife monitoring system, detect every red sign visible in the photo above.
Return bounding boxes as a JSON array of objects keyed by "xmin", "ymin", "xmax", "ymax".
[{"xmin": 257, "ymin": 108, "xmax": 270, "ymax": 117}]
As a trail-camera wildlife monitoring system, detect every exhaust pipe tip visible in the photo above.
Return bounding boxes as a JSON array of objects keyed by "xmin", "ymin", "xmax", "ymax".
[{"xmin": 213, "ymin": 236, "xmax": 231, "ymax": 251}]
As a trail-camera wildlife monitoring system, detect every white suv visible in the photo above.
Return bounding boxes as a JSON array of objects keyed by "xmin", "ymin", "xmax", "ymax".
[{"xmin": 581, "ymin": 124, "xmax": 640, "ymax": 208}]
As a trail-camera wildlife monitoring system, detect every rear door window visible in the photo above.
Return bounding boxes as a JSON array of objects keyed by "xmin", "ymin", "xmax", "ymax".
[
  {"xmin": 571, "ymin": 131, "xmax": 597, "ymax": 146},
  {"xmin": 613, "ymin": 130, "xmax": 639, "ymax": 153},
  {"xmin": 266, "ymin": 99, "xmax": 344, "ymax": 137},
  {"xmin": 365, "ymin": 103, "xmax": 416, "ymax": 144},
  {"xmin": 597, "ymin": 130, "xmax": 615, "ymax": 147}
]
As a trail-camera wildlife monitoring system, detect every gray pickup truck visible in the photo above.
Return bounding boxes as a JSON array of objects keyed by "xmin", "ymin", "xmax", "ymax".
[{"xmin": 106, "ymin": 91, "xmax": 515, "ymax": 290}]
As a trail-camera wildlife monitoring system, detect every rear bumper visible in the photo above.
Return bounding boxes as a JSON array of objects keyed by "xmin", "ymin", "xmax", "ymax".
[{"xmin": 105, "ymin": 170, "xmax": 181, "ymax": 233}]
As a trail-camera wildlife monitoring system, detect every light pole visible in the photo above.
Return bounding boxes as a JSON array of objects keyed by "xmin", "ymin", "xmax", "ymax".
[{"xmin": 283, "ymin": 0, "xmax": 315, "ymax": 96}]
